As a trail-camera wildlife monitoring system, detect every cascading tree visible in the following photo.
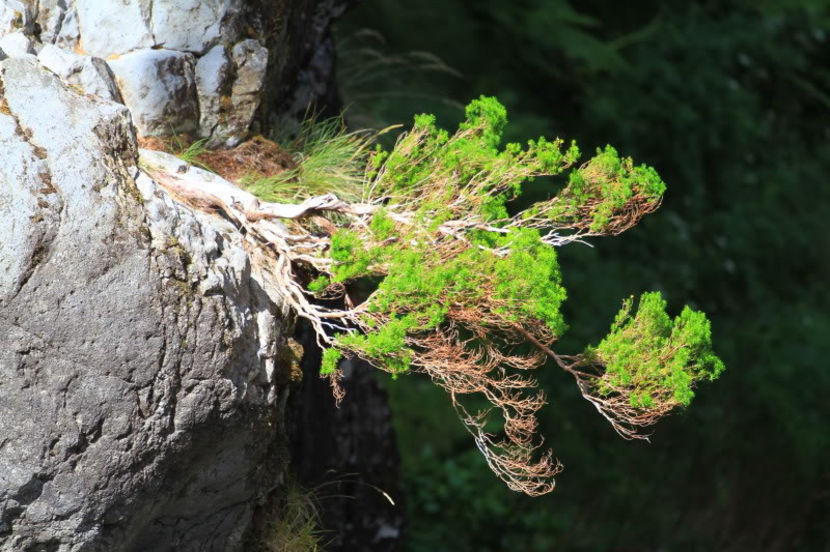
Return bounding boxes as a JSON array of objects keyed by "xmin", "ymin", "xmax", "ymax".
[{"xmin": 141, "ymin": 96, "xmax": 724, "ymax": 496}]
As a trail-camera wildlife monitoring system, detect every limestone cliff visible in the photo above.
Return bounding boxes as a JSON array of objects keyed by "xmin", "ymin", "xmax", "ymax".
[{"xmin": 0, "ymin": 0, "xmax": 400, "ymax": 550}]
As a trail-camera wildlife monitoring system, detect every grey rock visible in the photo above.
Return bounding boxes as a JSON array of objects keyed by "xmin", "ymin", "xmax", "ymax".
[
  {"xmin": 150, "ymin": 0, "xmax": 240, "ymax": 55},
  {"xmin": 231, "ymin": 39, "xmax": 269, "ymax": 98},
  {"xmin": 38, "ymin": 44, "xmax": 122, "ymax": 101},
  {"xmin": 54, "ymin": 5, "xmax": 81, "ymax": 51},
  {"xmin": 0, "ymin": 55, "xmax": 287, "ymax": 551},
  {"xmin": 107, "ymin": 48, "xmax": 198, "ymax": 137},
  {"xmin": 75, "ymin": 0, "xmax": 154, "ymax": 58},
  {"xmin": 0, "ymin": 31, "xmax": 33, "ymax": 57},
  {"xmin": 33, "ymin": 0, "xmax": 67, "ymax": 45},
  {"xmin": 61, "ymin": 0, "xmax": 249, "ymax": 58},
  {"xmin": 194, "ymin": 44, "xmax": 232, "ymax": 140},
  {"xmin": 211, "ymin": 38, "xmax": 268, "ymax": 146},
  {"xmin": 0, "ymin": 0, "xmax": 32, "ymax": 35},
  {"xmin": 194, "ymin": 39, "xmax": 269, "ymax": 146}
]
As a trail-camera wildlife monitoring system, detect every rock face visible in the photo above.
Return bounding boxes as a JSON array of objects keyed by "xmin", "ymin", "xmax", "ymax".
[
  {"xmin": 0, "ymin": 0, "xmax": 404, "ymax": 550},
  {"xmin": 290, "ymin": 326, "xmax": 404, "ymax": 552},
  {"xmin": 37, "ymin": 44, "xmax": 122, "ymax": 103},
  {"xmin": 0, "ymin": 0, "xmax": 264, "ymax": 145},
  {"xmin": 0, "ymin": 0, "xmax": 354, "ymax": 143},
  {"xmin": 0, "ymin": 55, "xmax": 290, "ymax": 551},
  {"xmin": 255, "ymin": 0, "xmax": 358, "ymax": 134},
  {"xmin": 108, "ymin": 49, "xmax": 199, "ymax": 136}
]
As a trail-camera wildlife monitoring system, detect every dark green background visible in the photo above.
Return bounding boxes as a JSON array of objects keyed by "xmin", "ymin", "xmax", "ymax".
[{"xmin": 335, "ymin": 1, "xmax": 830, "ymax": 549}]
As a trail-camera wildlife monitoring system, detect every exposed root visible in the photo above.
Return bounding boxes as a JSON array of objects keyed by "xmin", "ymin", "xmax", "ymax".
[{"xmin": 133, "ymin": 100, "xmax": 684, "ymax": 497}]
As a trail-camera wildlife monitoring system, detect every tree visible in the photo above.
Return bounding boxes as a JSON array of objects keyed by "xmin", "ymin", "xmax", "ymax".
[{"xmin": 140, "ymin": 96, "xmax": 724, "ymax": 496}]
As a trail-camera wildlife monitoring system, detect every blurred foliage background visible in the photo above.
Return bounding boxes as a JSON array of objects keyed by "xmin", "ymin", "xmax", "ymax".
[{"xmin": 334, "ymin": 1, "xmax": 830, "ymax": 550}]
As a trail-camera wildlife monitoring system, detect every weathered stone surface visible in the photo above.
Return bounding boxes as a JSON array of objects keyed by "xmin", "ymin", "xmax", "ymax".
[
  {"xmin": 0, "ymin": 0, "xmax": 32, "ymax": 36},
  {"xmin": 0, "ymin": 31, "xmax": 32, "ymax": 57},
  {"xmin": 0, "ymin": 55, "xmax": 287, "ymax": 551},
  {"xmin": 150, "ymin": 0, "xmax": 239, "ymax": 55},
  {"xmin": 192, "ymin": 38, "xmax": 270, "ymax": 146},
  {"xmin": 33, "ymin": 0, "xmax": 66, "ymax": 45},
  {"xmin": 76, "ymin": 0, "xmax": 154, "ymax": 58},
  {"xmin": 195, "ymin": 44, "xmax": 232, "ymax": 140},
  {"xmin": 50, "ymin": 4, "xmax": 81, "ymax": 50},
  {"xmin": 0, "ymin": 0, "xmax": 280, "ymax": 145},
  {"xmin": 71, "ymin": 0, "xmax": 243, "ymax": 57},
  {"xmin": 107, "ymin": 48, "xmax": 198, "ymax": 137},
  {"xmin": 67, "ymin": 0, "xmax": 268, "ymax": 142},
  {"xmin": 231, "ymin": 39, "xmax": 269, "ymax": 98},
  {"xmin": 38, "ymin": 44, "xmax": 122, "ymax": 101},
  {"xmin": 209, "ymin": 39, "xmax": 268, "ymax": 146},
  {"xmin": 0, "ymin": 1, "xmax": 404, "ymax": 550}
]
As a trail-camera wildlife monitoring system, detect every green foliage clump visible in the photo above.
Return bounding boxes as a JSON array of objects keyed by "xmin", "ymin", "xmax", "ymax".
[
  {"xmin": 267, "ymin": 94, "xmax": 719, "ymax": 495},
  {"xmin": 371, "ymin": 97, "xmax": 664, "ymax": 232},
  {"xmin": 369, "ymin": 208, "xmax": 396, "ymax": 239},
  {"xmin": 316, "ymin": 97, "xmax": 665, "ymax": 375},
  {"xmin": 338, "ymin": 316, "xmax": 415, "ymax": 373},
  {"xmin": 325, "ymin": 224, "xmax": 569, "ymax": 370},
  {"xmin": 320, "ymin": 347, "xmax": 344, "ymax": 376},
  {"xmin": 306, "ymin": 275, "xmax": 330, "ymax": 293},
  {"xmin": 329, "ymin": 229, "xmax": 379, "ymax": 282},
  {"xmin": 549, "ymin": 145, "xmax": 666, "ymax": 232},
  {"xmin": 490, "ymin": 228, "xmax": 567, "ymax": 334},
  {"xmin": 370, "ymin": 96, "xmax": 580, "ymax": 222},
  {"xmin": 590, "ymin": 292, "xmax": 724, "ymax": 407},
  {"xmin": 458, "ymin": 94, "xmax": 508, "ymax": 149}
]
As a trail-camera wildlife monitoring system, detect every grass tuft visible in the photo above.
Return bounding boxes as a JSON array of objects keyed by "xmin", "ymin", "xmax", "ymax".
[
  {"xmin": 241, "ymin": 117, "xmax": 376, "ymax": 203},
  {"xmin": 256, "ymin": 482, "xmax": 328, "ymax": 552}
]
